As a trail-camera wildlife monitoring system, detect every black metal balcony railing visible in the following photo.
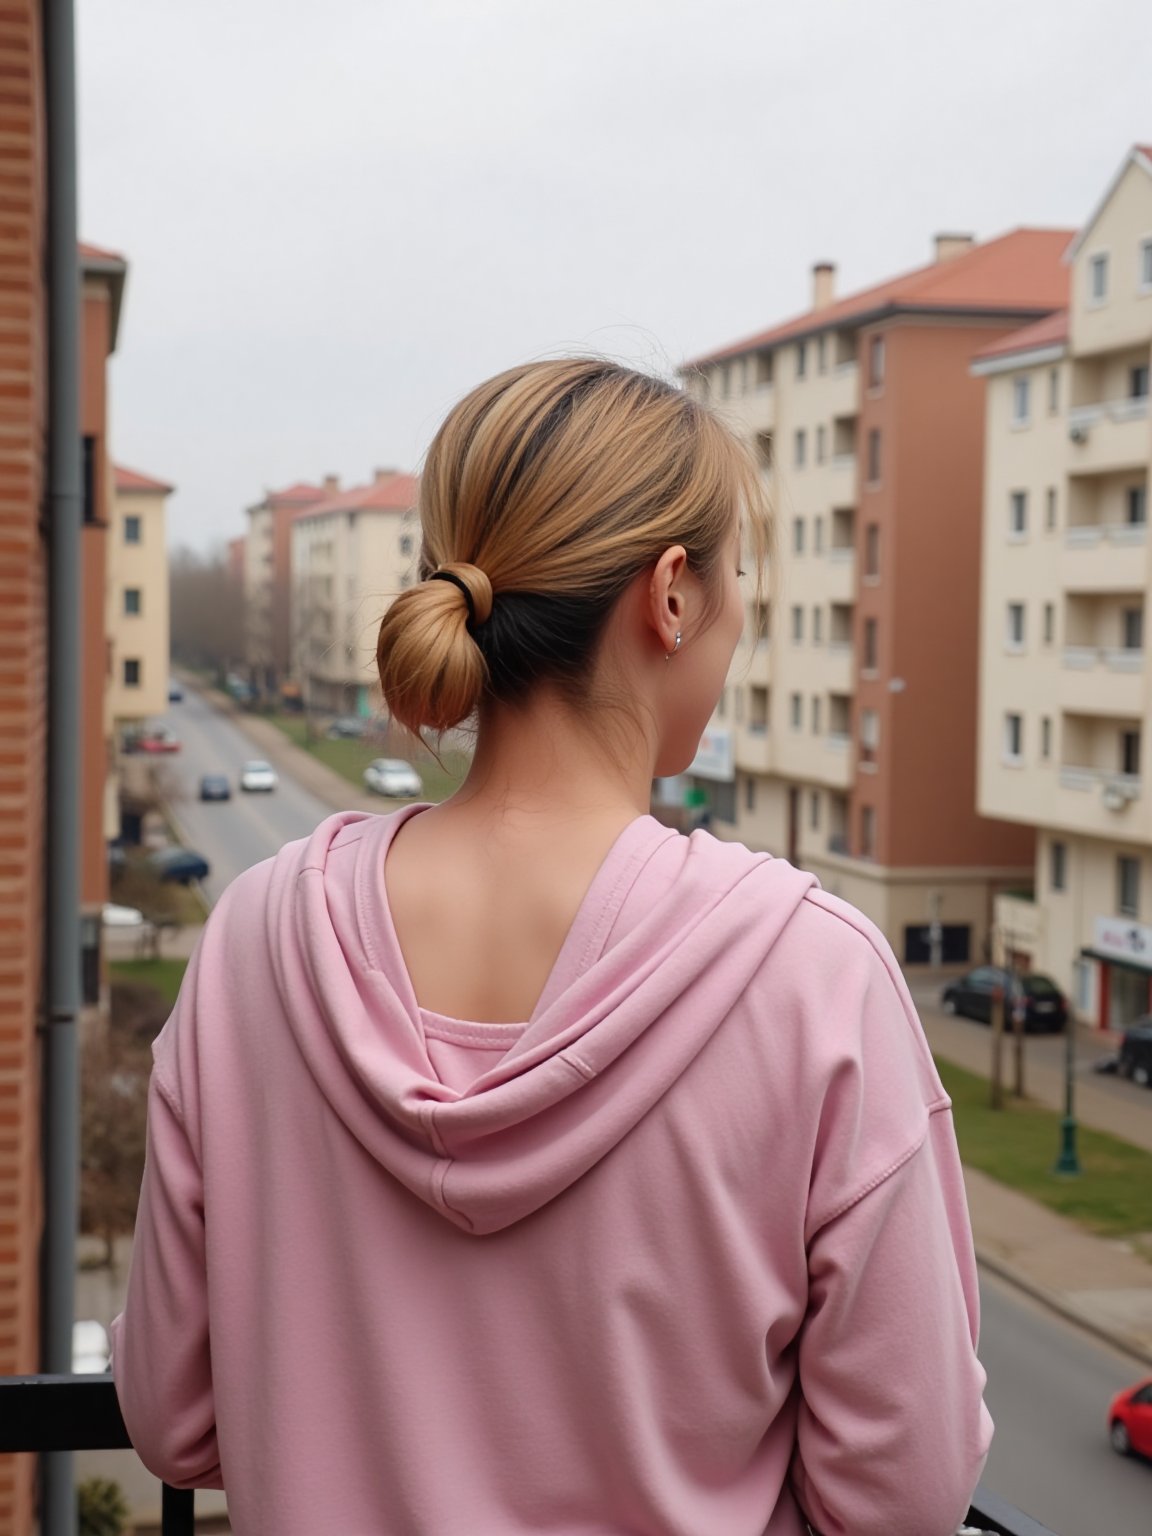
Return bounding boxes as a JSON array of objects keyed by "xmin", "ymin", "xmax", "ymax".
[{"xmin": 0, "ymin": 1375, "xmax": 1057, "ymax": 1536}]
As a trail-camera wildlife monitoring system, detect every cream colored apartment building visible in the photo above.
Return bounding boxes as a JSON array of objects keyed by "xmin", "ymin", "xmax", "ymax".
[
  {"xmin": 106, "ymin": 465, "xmax": 172, "ymax": 724},
  {"xmin": 974, "ymin": 145, "xmax": 1152, "ymax": 1029},
  {"xmin": 291, "ymin": 470, "xmax": 419, "ymax": 718},
  {"xmin": 680, "ymin": 230, "xmax": 1071, "ymax": 965},
  {"xmin": 244, "ymin": 477, "xmax": 338, "ymax": 695}
]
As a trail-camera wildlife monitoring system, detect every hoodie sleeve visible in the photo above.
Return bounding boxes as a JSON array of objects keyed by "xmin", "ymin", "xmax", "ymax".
[
  {"xmin": 788, "ymin": 914, "xmax": 992, "ymax": 1536},
  {"xmin": 110, "ymin": 947, "xmax": 223, "ymax": 1490}
]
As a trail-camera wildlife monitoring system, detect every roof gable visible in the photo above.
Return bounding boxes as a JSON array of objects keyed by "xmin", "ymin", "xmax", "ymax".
[{"xmin": 1064, "ymin": 145, "xmax": 1152, "ymax": 262}]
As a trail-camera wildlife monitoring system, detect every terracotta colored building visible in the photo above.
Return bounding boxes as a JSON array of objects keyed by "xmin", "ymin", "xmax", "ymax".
[{"xmin": 682, "ymin": 229, "xmax": 1072, "ymax": 965}]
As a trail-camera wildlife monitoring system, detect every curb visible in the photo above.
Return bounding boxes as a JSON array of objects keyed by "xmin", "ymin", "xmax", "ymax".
[{"xmin": 975, "ymin": 1245, "xmax": 1152, "ymax": 1370}]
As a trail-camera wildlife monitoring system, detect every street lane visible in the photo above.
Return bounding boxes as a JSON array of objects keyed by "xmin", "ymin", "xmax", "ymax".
[
  {"xmin": 156, "ymin": 691, "xmax": 337, "ymax": 904},
  {"xmin": 979, "ymin": 1268, "xmax": 1151, "ymax": 1535}
]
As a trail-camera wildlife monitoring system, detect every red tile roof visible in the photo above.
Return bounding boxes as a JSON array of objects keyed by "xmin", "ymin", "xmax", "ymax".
[
  {"xmin": 687, "ymin": 228, "xmax": 1074, "ymax": 367},
  {"xmin": 294, "ymin": 473, "xmax": 419, "ymax": 520},
  {"xmin": 114, "ymin": 464, "xmax": 174, "ymax": 494},
  {"xmin": 973, "ymin": 309, "xmax": 1069, "ymax": 362},
  {"xmin": 267, "ymin": 481, "xmax": 331, "ymax": 506},
  {"xmin": 80, "ymin": 240, "xmax": 127, "ymax": 267}
]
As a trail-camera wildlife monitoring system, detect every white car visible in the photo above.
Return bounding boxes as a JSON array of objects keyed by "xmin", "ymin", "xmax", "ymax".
[
  {"xmin": 72, "ymin": 1319, "xmax": 110, "ymax": 1374},
  {"xmin": 102, "ymin": 902, "xmax": 145, "ymax": 928},
  {"xmin": 240, "ymin": 759, "xmax": 278, "ymax": 793},
  {"xmin": 363, "ymin": 758, "xmax": 423, "ymax": 798}
]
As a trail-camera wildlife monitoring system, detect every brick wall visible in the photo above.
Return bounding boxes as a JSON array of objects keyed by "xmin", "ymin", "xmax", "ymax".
[{"xmin": 0, "ymin": 3, "xmax": 46, "ymax": 1530}]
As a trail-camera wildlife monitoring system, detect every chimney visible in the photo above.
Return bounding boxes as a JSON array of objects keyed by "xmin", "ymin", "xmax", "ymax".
[
  {"xmin": 933, "ymin": 232, "xmax": 974, "ymax": 264},
  {"xmin": 373, "ymin": 467, "xmax": 399, "ymax": 485},
  {"xmin": 811, "ymin": 262, "xmax": 836, "ymax": 311},
  {"xmin": 322, "ymin": 473, "xmax": 340, "ymax": 494}
]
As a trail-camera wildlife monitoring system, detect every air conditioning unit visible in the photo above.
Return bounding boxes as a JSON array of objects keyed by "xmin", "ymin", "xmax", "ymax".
[
  {"xmin": 1101, "ymin": 779, "xmax": 1137, "ymax": 811},
  {"xmin": 1069, "ymin": 422, "xmax": 1089, "ymax": 444}
]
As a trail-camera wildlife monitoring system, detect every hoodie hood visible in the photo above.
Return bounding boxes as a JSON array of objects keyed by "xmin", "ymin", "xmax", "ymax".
[{"xmin": 266, "ymin": 808, "xmax": 817, "ymax": 1235}]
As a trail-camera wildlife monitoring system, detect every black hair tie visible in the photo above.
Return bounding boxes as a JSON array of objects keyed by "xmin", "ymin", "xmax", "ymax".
[{"xmin": 429, "ymin": 569, "xmax": 477, "ymax": 627}]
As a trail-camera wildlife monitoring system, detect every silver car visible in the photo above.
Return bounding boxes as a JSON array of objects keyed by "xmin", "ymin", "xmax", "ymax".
[{"xmin": 363, "ymin": 758, "xmax": 423, "ymax": 798}]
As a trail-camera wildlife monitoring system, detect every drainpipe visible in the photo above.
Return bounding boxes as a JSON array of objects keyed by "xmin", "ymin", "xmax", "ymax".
[{"xmin": 41, "ymin": 0, "xmax": 82, "ymax": 1529}]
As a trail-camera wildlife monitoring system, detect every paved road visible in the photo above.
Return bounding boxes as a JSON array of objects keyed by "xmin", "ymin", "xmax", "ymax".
[
  {"xmin": 159, "ymin": 691, "xmax": 337, "ymax": 904},
  {"xmin": 979, "ymin": 1269, "xmax": 1151, "ymax": 1535}
]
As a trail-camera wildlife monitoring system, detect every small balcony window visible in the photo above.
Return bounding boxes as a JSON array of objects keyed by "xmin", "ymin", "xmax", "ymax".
[
  {"xmin": 868, "ymin": 336, "xmax": 885, "ymax": 390},
  {"xmin": 796, "ymin": 342, "xmax": 807, "ymax": 380},
  {"xmin": 123, "ymin": 587, "xmax": 141, "ymax": 617},
  {"xmin": 1043, "ymin": 602, "xmax": 1055, "ymax": 646},
  {"xmin": 1041, "ymin": 716, "xmax": 1052, "ymax": 760},
  {"xmin": 1050, "ymin": 840, "xmax": 1066, "ymax": 892},
  {"xmin": 1117, "ymin": 855, "xmax": 1141, "ymax": 919},
  {"xmin": 817, "ymin": 335, "xmax": 827, "ymax": 374},
  {"xmin": 1121, "ymin": 728, "xmax": 1141, "ymax": 777},
  {"xmin": 863, "ymin": 616, "xmax": 878, "ymax": 671},
  {"xmin": 811, "ymin": 697, "xmax": 822, "ymax": 734},
  {"xmin": 1131, "ymin": 364, "xmax": 1150, "ymax": 400},
  {"xmin": 866, "ymin": 429, "xmax": 881, "ymax": 485},
  {"xmin": 1089, "ymin": 252, "xmax": 1109, "ymax": 304},
  {"xmin": 793, "ymin": 518, "xmax": 805, "ymax": 555},
  {"xmin": 123, "ymin": 658, "xmax": 141, "ymax": 688},
  {"xmin": 860, "ymin": 707, "xmax": 879, "ymax": 765},
  {"xmin": 1009, "ymin": 490, "xmax": 1028, "ymax": 536},
  {"xmin": 789, "ymin": 693, "xmax": 802, "ymax": 730},
  {"xmin": 1006, "ymin": 603, "xmax": 1025, "ymax": 651},
  {"xmin": 1141, "ymin": 238, "xmax": 1152, "ymax": 292},
  {"xmin": 1127, "ymin": 485, "xmax": 1148, "ymax": 526},
  {"xmin": 794, "ymin": 429, "xmax": 807, "ymax": 469},
  {"xmin": 1003, "ymin": 712, "xmax": 1023, "ymax": 764},
  {"xmin": 1121, "ymin": 607, "xmax": 1144, "ymax": 651},
  {"xmin": 816, "ymin": 424, "xmax": 826, "ymax": 464},
  {"xmin": 864, "ymin": 523, "xmax": 880, "ymax": 578},
  {"xmin": 791, "ymin": 605, "xmax": 804, "ymax": 643},
  {"xmin": 1046, "ymin": 487, "xmax": 1057, "ymax": 530},
  {"xmin": 1012, "ymin": 376, "xmax": 1031, "ymax": 426},
  {"xmin": 813, "ymin": 516, "xmax": 824, "ymax": 554},
  {"xmin": 1048, "ymin": 368, "xmax": 1059, "ymax": 415},
  {"xmin": 124, "ymin": 514, "xmax": 141, "ymax": 545},
  {"xmin": 812, "ymin": 606, "xmax": 823, "ymax": 644}
]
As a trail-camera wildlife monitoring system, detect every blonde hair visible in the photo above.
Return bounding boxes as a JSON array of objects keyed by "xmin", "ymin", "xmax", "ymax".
[{"xmin": 377, "ymin": 358, "xmax": 771, "ymax": 734}]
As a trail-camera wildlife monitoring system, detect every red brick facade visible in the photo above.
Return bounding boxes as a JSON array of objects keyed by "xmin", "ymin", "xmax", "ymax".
[{"xmin": 0, "ymin": 3, "xmax": 46, "ymax": 1529}]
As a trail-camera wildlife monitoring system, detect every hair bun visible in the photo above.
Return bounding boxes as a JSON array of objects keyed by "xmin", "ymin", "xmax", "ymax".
[
  {"xmin": 431, "ymin": 562, "xmax": 494, "ymax": 628},
  {"xmin": 376, "ymin": 563, "xmax": 491, "ymax": 734}
]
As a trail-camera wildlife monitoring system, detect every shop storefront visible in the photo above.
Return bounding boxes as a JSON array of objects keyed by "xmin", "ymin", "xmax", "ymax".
[{"xmin": 1080, "ymin": 916, "xmax": 1152, "ymax": 1032}]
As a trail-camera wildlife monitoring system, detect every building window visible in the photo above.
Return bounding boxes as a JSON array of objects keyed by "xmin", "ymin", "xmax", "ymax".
[
  {"xmin": 123, "ymin": 587, "xmax": 141, "ymax": 616},
  {"xmin": 860, "ymin": 707, "xmax": 879, "ymax": 765},
  {"xmin": 811, "ymin": 697, "xmax": 822, "ymax": 734},
  {"xmin": 1121, "ymin": 729, "xmax": 1142, "ymax": 777},
  {"xmin": 124, "ymin": 514, "xmax": 141, "ymax": 545},
  {"xmin": 1131, "ymin": 364, "xmax": 1150, "ymax": 400},
  {"xmin": 123, "ymin": 658, "xmax": 141, "ymax": 688},
  {"xmin": 1128, "ymin": 485, "xmax": 1148, "ymax": 525},
  {"xmin": 863, "ymin": 616, "xmax": 878, "ymax": 672},
  {"xmin": 1009, "ymin": 490, "xmax": 1028, "ymax": 535},
  {"xmin": 868, "ymin": 336, "xmax": 885, "ymax": 389},
  {"xmin": 817, "ymin": 335, "xmax": 827, "ymax": 374},
  {"xmin": 793, "ymin": 517, "xmax": 805, "ymax": 554},
  {"xmin": 860, "ymin": 805, "xmax": 876, "ymax": 858},
  {"xmin": 790, "ymin": 693, "xmax": 802, "ymax": 730},
  {"xmin": 1117, "ymin": 855, "xmax": 1141, "ymax": 918},
  {"xmin": 1089, "ymin": 252, "xmax": 1109, "ymax": 303},
  {"xmin": 1045, "ymin": 487, "xmax": 1057, "ymax": 529},
  {"xmin": 399, "ymin": 533, "xmax": 413, "ymax": 555},
  {"xmin": 791, "ymin": 605, "xmax": 804, "ymax": 642},
  {"xmin": 1043, "ymin": 602, "xmax": 1055, "ymax": 646},
  {"xmin": 1006, "ymin": 602, "xmax": 1025, "ymax": 650},
  {"xmin": 1050, "ymin": 840, "xmax": 1066, "ymax": 892},
  {"xmin": 720, "ymin": 364, "xmax": 731, "ymax": 400},
  {"xmin": 809, "ymin": 790, "xmax": 821, "ymax": 830},
  {"xmin": 794, "ymin": 429, "xmax": 807, "ymax": 468},
  {"xmin": 1048, "ymin": 369, "xmax": 1059, "ymax": 415},
  {"xmin": 1011, "ymin": 377, "xmax": 1031, "ymax": 425},
  {"xmin": 816, "ymin": 424, "xmax": 827, "ymax": 464},
  {"xmin": 813, "ymin": 516, "xmax": 824, "ymax": 554},
  {"xmin": 866, "ymin": 429, "xmax": 881, "ymax": 485},
  {"xmin": 1041, "ymin": 717, "xmax": 1052, "ymax": 759},
  {"xmin": 1122, "ymin": 607, "xmax": 1144, "ymax": 651},
  {"xmin": 1003, "ymin": 712, "xmax": 1023, "ymax": 763},
  {"xmin": 744, "ymin": 774, "xmax": 756, "ymax": 813},
  {"xmin": 864, "ymin": 523, "xmax": 880, "ymax": 577},
  {"xmin": 812, "ymin": 606, "xmax": 823, "ymax": 644},
  {"xmin": 83, "ymin": 436, "xmax": 97, "ymax": 524},
  {"xmin": 796, "ymin": 342, "xmax": 807, "ymax": 380},
  {"xmin": 754, "ymin": 352, "xmax": 773, "ymax": 388},
  {"xmin": 1141, "ymin": 238, "xmax": 1152, "ymax": 291}
]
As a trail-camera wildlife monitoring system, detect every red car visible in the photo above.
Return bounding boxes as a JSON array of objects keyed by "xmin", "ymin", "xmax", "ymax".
[
  {"xmin": 136, "ymin": 727, "xmax": 180, "ymax": 754},
  {"xmin": 1109, "ymin": 1377, "xmax": 1152, "ymax": 1457}
]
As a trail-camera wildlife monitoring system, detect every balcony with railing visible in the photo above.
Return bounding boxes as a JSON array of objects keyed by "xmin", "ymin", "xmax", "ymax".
[
  {"xmin": 1059, "ymin": 594, "xmax": 1145, "ymax": 711},
  {"xmin": 1054, "ymin": 712, "xmax": 1147, "ymax": 836},
  {"xmin": 1061, "ymin": 469, "xmax": 1147, "ymax": 590},
  {"xmin": 0, "ymin": 1375, "xmax": 1059, "ymax": 1536}
]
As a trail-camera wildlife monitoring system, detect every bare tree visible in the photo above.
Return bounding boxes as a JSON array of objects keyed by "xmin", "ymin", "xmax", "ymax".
[{"xmin": 169, "ymin": 544, "xmax": 246, "ymax": 680}]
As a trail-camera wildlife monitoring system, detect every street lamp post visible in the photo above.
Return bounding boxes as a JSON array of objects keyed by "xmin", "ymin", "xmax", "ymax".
[{"xmin": 1054, "ymin": 967, "xmax": 1082, "ymax": 1176}]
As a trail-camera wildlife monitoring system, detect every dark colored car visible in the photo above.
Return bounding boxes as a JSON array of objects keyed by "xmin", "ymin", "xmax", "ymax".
[
  {"xmin": 168, "ymin": 679, "xmax": 185, "ymax": 703},
  {"xmin": 1118, "ymin": 1020, "xmax": 1152, "ymax": 1088},
  {"xmin": 940, "ymin": 967, "xmax": 1068, "ymax": 1032},
  {"xmin": 199, "ymin": 774, "xmax": 231, "ymax": 802},
  {"xmin": 149, "ymin": 847, "xmax": 210, "ymax": 884},
  {"xmin": 1109, "ymin": 1376, "xmax": 1152, "ymax": 1457}
]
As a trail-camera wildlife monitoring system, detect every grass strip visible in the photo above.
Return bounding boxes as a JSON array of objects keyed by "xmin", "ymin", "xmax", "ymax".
[
  {"xmin": 938, "ymin": 1057, "xmax": 1152, "ymax": 1240},
  {"xmin": 267, "ymin": 714, "xmax": 469, "ymax": 802},
  {"xmin": 109, "ymin": 957, "xmax": 189, "ymax": 1007}
]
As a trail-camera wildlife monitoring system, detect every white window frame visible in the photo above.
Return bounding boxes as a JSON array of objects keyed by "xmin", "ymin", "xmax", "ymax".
[
  {"xmin": 1008, "ymin": 490, "xmax": 1028, "ymax": 539},
  {"xmin": 1088, "ymin": 251, "xmax": 1109, "ymax": 306},
  {"xmin": 1011, "ymin": 376, "xmax": 1031, "ymax": 427},
  {"xmin": 1005, "ymin": 602, "xmax": 1026, "ymax": 652},
  {"xmin": 1002, "ymin": 712, "xmax": 1024, "ymax": 765}
]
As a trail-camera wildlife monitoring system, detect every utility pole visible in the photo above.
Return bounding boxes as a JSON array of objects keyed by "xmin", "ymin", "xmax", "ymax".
[{"xmin": 1055, "ymin": 984, "xmax": 1082, "ymax": 1175}]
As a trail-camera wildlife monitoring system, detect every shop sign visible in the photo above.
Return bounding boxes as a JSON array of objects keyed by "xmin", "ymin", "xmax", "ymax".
[
  {"xmin": 1093, "ymin": 915, "xmax": 1152, "ymax": 969},
  {"xmin": 689, "ymin": 726, "xmax": 734, "ymax": 783}
]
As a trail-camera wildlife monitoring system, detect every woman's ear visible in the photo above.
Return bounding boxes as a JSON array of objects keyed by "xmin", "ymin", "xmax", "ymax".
[{"xmin": 647, "ymin": 545, "xmax": 688, "ymax": 651}]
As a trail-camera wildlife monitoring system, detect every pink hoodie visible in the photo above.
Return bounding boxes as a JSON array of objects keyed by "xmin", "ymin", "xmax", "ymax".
[{"xmin": 112, "ymin": 808, "xmax": 991, "ymax": 1535}]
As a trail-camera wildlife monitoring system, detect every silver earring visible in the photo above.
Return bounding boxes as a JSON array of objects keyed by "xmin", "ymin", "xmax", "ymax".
[{"xmin": 666, "ymin": 630, "xmax": 682, "ymax": 660}]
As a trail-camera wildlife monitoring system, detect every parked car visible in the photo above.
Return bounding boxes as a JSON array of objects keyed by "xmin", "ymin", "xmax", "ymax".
[
  {"xmin": 327, "ymin": 715, "xmax": 369, "ymax": 739},
  {"xmin": 136, "ymin": 725, "xmax": 181, "ymax": 754},
  {"xmin": 72, "ymin": 1319, "xmax": 110, "ymax": 1375},
  {"xmin": 1118, "ymin": 1019, "xmax": 1152, "ymax": 1088},
  {"xmin": 168, "ymin": 678, "xmax": 185, "ymax": 703},
  {"xmin": 102, "ymin": 902, "xmax": 144, "ymax": 929},
  {"xmin": 150, "ymin": 847, "xmax": 210, "ymax": 884},
  {"xmin": 199, "ymin": 773, "xmax": 231, "ymax": 802},
  {"xmin": 940, "ymin": 967, "xmax": 1068, "ymax": 1032},
  {"xmin": 240, "ymin": 759, "xmax": 278, "ymax": 792},
  {"xmin": 363, "ymin": 758, "xmax": 423, "ymax": 798},
  {"xmin": 1109, "ymin": 1376, "xmax": 1152, "ymax": 1457}
]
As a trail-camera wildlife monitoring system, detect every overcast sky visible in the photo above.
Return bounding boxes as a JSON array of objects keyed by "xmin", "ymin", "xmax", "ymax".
[{"xmin": 79, "ymin": 0, "xmax": 1152, "ymax": 552}]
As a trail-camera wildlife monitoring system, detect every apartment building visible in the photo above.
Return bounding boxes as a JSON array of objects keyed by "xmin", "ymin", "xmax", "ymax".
[
  {"xmin": 682, "ymin": 229, "xmax": 1072, "ymax": 965},
  {"xmin": 107, "ymin": 465, "xmax": 173, "ymax": 727},
  {"xmin": 291, "ymin": 470, "xmax": 419, "ymax": 716},
  {"xmin": 244, "ymin": 476, "xmax": 339, "ymax": 696},
  {"xmin": 974, "ymin": 146, "xmax": 1152, "ymax": 1029},
  {"xmin": 227, "ymin": 532, "xmax": 246, "ymax": 585}
]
